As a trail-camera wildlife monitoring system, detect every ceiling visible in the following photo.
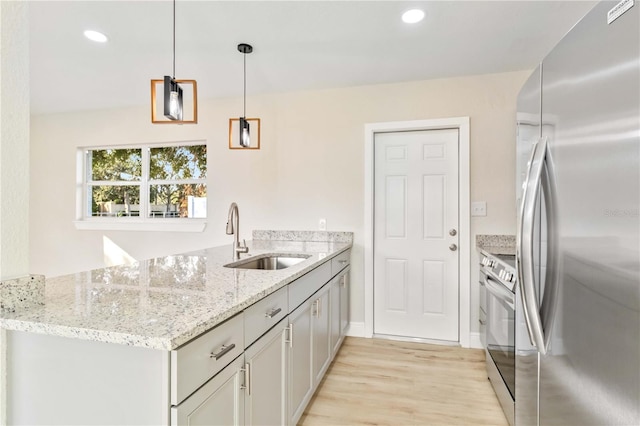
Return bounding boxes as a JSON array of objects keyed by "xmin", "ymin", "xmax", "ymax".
[{"xmin": 29, "ymin": 1, "xmax": 598, "ymax": 115}]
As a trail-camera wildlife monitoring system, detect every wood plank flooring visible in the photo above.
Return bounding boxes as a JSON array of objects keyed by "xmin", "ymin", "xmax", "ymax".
[{"xmin": 300, "ymin": 337, "xmax": 508, "ymax": 426}]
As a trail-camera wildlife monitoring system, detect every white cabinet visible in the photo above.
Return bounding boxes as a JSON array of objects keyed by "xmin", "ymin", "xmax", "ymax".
[
  {"xmin": 330, "ymin": 275, "xmax": 341, "ymax": 356},
  {"xmin": 288, "ymin": 297, "xmax": 314, "ymax": 425},
  {"xmin": 286, "ymin": 251, "xmax": 351, "ymax": 425},
  {"xmin": 244, "ymin": 286, "xmax": 288, "ymax": 348},
  {"xmin": 312, "ymin": 284, "xmax": 331, "ymax": 384},
  {"xmin": 171, "ymin": 354, "xmax": 245, "ymax": 426},
  {"xmin": 339, "ymin": 267, "xmax": 350, "ymax": 338},
  {"xmin": 244, "ymin": 318, "xmax": 288, "ymax": 426},
  {"xmin": 171, "ymin": 313, "xmax": 244, "ymax": 406},
  {"xmin": 331, "ymin": 264, "xmax": 351, "ymax": 357}
]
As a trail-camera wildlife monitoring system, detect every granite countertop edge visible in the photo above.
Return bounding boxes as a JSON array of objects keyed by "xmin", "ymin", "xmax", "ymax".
[
  {"xmin": 476, "ymin": 234, "xmax": 516, "ymax": 256},
  {"xmin": 0, "ymin": 234, "xmax": 353, "ymax": 351}
]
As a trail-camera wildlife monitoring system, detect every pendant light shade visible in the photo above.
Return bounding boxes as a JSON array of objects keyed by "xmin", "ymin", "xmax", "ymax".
[
  {"xmin": 151, "ymin": 0, "xmax": 197, "ymax": 124},
  {"xmin": 239, "ymin": 117, "xmax": 250, "ymax": 147},
  {"xmin": 164, "ymin": 76, "xmax": 183, "ymax": 120}
]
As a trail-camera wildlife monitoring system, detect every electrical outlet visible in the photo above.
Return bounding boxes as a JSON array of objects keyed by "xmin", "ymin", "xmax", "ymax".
[
  {"xmin": 319, "ymin": 218, "xmax": 327, "ymax": 231},
  {"xmin": 471, "ymin": 201, "xmax": 487, "ymax": 217}
]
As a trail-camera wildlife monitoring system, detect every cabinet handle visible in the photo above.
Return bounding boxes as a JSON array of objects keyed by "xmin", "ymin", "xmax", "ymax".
[
  {"xmin": 338, "ymin": 259, "xmax": 348, "ymax": 265},
  {"xmin": 265, "ymin": 307, "xmax": 282, "ymax": 318},
  {"xmin": 244, "ymin": 362, "xmax": 251, "ymax": 396},
  {"xmin": 289, "ymin": 324, "xmax": 294, "ymax": 348},
  {"xmin": 340, "ymin": 276, "xmax": 347, "ymax": 287},
  {"xmin": 479, "ymin": 319, "xmax": 486, "ymax": 325},
  {"xmin": 313, "ymin": 299, "xmax": 319, "ymax": 317},
  {"xmin": 210, "ymin": 343, "xmax": 236, "ymax": 360}
]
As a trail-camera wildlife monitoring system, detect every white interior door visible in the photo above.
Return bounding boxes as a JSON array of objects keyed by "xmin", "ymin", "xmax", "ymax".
[{"xmin": 373, "ymin": 128, "xmax": 459, "ymax": 342}]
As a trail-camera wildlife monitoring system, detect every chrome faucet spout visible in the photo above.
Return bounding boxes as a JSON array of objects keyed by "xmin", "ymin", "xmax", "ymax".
[
  {"xmin": 226, "ymin": 202, "xmax": 237, "ymax": 235},
  {"xmin": 226, "ymin": 202, "xmax": 249, "ymax": 261}
]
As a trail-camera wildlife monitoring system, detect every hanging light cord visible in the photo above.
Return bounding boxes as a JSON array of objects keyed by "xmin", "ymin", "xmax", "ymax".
[
  {"xmin": 243, "ymin": 51, "xmax": 247, "ymax": 117},
  {"xmin": 172, "ymin": 0, "xmax": 176, "ymax": 79}
]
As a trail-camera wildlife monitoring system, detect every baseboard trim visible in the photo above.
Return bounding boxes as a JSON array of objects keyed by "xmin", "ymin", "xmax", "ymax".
[
  {"xmin": 346, "ymin": 321, "xmax": 366, "ymax": 338},
  {"xmin": 469, "ymin": 332, "xmax": 483, "ymax": 349}
]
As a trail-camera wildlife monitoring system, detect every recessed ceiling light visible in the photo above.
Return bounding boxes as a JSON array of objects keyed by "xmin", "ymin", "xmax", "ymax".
[
  {"xmin": 84, "ymin": 30, "xmax": 108, "ymax": 43},
  {"xmin": 402, "ymin": 9, "xmax": 425, "ymax": 24}
]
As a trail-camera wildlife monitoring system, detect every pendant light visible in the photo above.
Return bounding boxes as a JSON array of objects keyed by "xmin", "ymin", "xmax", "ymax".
[
  {"xmin": 164, "ymin": 0, "xmax": 182, "ymax": 120},
  {"xmin": 238, "ymin": 43, "xmax": 253, "ymax": 147}
]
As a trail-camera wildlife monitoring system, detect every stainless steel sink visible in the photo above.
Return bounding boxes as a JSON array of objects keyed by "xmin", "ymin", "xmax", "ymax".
[{"xmin": 224, "ymin": 254, "xmax": 311, "ymax": 270}]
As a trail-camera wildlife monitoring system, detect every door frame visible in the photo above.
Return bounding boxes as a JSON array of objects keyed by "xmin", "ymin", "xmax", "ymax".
[{"xmin": 363, "ymin": 117, "xmax": 471, "ymax": 347}]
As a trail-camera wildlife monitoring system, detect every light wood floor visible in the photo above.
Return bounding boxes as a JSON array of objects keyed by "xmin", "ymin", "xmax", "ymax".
[{"xmin": 300, "ymin": 337, "xmax": 508, "ymax": 426}]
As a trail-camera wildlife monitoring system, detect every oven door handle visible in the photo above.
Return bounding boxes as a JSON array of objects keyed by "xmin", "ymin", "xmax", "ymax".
[
  {"xmin": 483, "ymin": 276, "xmax": 515, "ymax": 311},
  {"xmin": 517, "ymin": 136, "xmax": 548, "ymax": 355}
]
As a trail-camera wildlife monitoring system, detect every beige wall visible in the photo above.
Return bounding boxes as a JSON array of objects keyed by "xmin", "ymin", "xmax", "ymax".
[
  {"xmin": 30, "ymin": 70, "xmax": 530, "ymax": 335},
  {"xmin": 1, "ymin": 1, "xmax": 29, "ymax": 281},
  {"xmin": 1, "ymin": 2, "xmax": 30, "ymax": 423}
]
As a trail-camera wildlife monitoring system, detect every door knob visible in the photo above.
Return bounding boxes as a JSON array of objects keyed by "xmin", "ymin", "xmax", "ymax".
[
  {"xmin": 449, "ymin": 229, "xmax": 457, "ymax": 236},
  {"xmin": 449, "ymin": 244, "xmax": 458, "ymax": 251}
]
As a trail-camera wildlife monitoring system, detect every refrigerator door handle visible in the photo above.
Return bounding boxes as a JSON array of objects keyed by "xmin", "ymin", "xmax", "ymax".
[
  {"xmin": 517, "ymin": 136, "xmax": 548, "ymax": 355},
  {"xmin": 539, "ymin": 149, "xmax": 560, "ymax": 351},
  {"xmin": 517, "ymin": 137, "xmax": 539, "ymax": 346}
]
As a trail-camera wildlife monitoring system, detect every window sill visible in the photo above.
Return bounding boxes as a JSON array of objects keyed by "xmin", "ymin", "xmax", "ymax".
[{"xmin": 74, "ymin": 220, "xmax": 207, "ymax": 233}]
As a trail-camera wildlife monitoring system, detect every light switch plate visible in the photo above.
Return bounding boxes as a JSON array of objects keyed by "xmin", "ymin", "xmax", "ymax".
[
  {"xmin": 319, "ymin": 218, "xmax": 327, "ymax": 231},
  {"xmin": 471, "ymin": 201, "xmax": 487, "ymax": 217}
]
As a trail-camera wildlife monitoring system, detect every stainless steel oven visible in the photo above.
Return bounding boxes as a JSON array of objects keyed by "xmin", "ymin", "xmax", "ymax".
[{"xmin": 479, "ymin": 251, "xmax": 516, "ymax": 426}]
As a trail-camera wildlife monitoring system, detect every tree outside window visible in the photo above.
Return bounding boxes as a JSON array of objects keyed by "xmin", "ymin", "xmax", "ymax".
[{"xmin": 85, "ymin": 143, "xmax": 206, "ymax": 219}]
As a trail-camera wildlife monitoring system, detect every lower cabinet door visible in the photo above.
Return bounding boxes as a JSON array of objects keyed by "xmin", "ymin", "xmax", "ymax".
[
  {"xmin": 171, "ymin": 355, "xmax": 245, "ymax": 426},
  {"xmin": 340, "ymin": 268, "xmax": 350, "ymax": 337},
  {"xmin": 288, "ymin": 298, "xmax": 314, "ymax": 425},
  {"xmin": 245, "ymin": 318, "xmax": 288, "ymax": 426},
  {"xmin": 312, "ymin": 284, "xmax": 331, "ymax": 384},
  {"xmin": 330, "ymin": 276, "xmax": 341, "ymax": 357}
]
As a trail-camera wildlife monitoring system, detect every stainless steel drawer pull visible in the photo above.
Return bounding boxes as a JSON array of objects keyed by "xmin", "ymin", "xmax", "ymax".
[
  {"xmin": 340, "ymin": 276, "xmax": 346, "ymax": 287},
  {"xmin": 338, "ymin": 259, "xmax": 348, "ymax": 264},
  {"xmin": 265, "ymin": 307, "xmax": 282, "ymax": 318},
  {"xmin": 244, "ymin": 362, "xmax": 251, "ymax": 396},
  {"xmin": 288, "ymin": 324, "xmax": 294, "ymax": 348},
  {"xmin": 210, "ymin": 343, "xmax": 236, "ymax": 360}
]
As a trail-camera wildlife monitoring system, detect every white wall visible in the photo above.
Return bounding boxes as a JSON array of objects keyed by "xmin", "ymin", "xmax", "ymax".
[
  {"xmin": 30, "ymin": 70, "xmax": 530, "ymax": 334},
  {"xmin": 1, "ymin": 1, "xmax": 29, "ymax": 281},
  {"xmin": 1, "ymin": 2, "xmax": 30, "ymax": 423}
]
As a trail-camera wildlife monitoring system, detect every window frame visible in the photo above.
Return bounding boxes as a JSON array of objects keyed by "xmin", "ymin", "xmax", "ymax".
[{"xmin": 75, "ymin": 140, "xmax": 207, "ymax": 232}]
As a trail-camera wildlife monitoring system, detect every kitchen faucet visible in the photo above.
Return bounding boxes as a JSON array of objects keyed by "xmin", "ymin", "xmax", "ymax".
[{"xmin": 226, "ymin": 202, "xmax": 249, "ymax": 261}]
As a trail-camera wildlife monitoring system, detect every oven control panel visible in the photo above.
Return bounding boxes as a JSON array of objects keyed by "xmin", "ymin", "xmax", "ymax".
[
  {"xmin": 480, "ymin": 257, "xmax": 496, "ymax": 268},
  {"xmin": 498, "ymin": 269, "xmax": 515, "ymax": 283},
  {"xmin": 480, "ymin": 253, "xmax": 516, "ymax": 291}
]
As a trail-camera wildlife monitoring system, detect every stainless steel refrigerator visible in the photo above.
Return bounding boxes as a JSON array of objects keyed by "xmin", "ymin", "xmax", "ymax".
[{"xmin": 515, "ymin": 1, "xmax": 639, "ymax": 425}]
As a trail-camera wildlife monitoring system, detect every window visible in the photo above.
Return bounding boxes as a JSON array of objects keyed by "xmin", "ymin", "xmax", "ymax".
[{"xmin": 76, "ymin": 142, "xmax": 207, "ymax": 231}]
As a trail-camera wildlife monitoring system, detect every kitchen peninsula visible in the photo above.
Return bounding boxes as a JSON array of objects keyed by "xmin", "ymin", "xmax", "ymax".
[{"xmin": 1, "ymin": 230, "xmax": 353, "ymax": 425}]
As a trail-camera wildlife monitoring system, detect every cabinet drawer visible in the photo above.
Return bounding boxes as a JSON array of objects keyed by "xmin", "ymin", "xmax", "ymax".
[
  {"xmin": 171, "ymin": 313, "xmax": 244, "ymax": 405},
  {"xmin": 288, "ymin": 261, "xmax": 332, "ymax": 312},
  {"xmin": 331, "ymin": 250, "xmax": 351, "ymax": 276},
  {"xmin": 171, "ymin": 354, "xmax": 245, "ymax": 425},
  {"xmin": 244, "ymin": 286, "xmax": 288, "ymax": 348}
]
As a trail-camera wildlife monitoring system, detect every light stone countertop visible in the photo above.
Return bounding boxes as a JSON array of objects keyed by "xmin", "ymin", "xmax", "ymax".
[
  {"xmin": 0, "ymin": 239, "xmax": 351, "ymax": 351},
  {"xmin": 476, "ymin": 234, "xmax": 516, "ymax": 256}
]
